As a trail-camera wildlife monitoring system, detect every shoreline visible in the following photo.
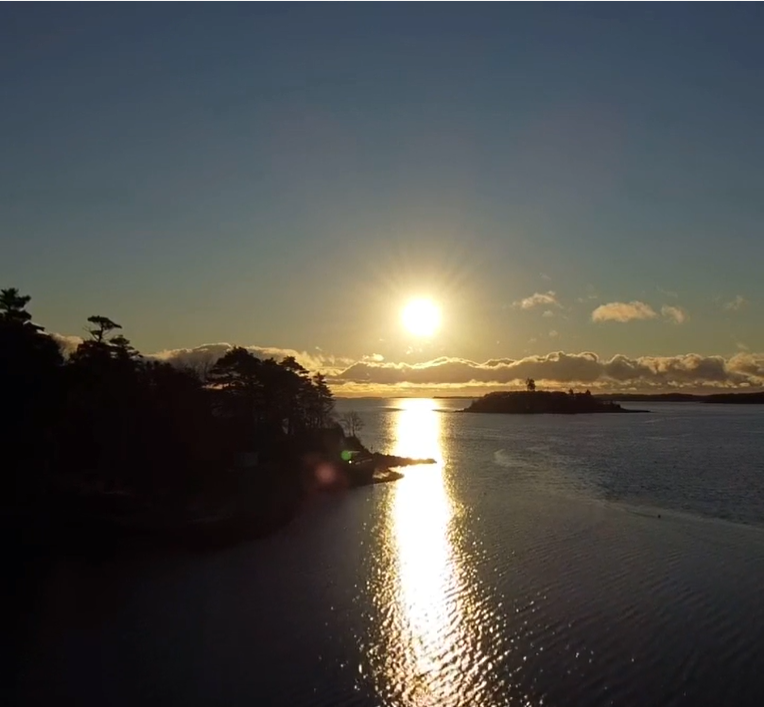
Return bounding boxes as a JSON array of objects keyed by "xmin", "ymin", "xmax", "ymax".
[{"xmin": 8, "ymin": 451, "xmax": 434, "ymax": 555}]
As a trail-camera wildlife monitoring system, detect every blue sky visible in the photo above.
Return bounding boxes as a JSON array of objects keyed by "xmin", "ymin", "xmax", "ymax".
[{"xmin": 2, "ymin": 5, "xmax": 763, "ymax": 391}]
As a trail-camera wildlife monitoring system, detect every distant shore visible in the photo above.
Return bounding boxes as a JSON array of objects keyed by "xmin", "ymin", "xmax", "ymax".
[
  {"xmin": 337, "ymin": 391, "xmax": 764, "ymax": 403},
  {"xmin": 596, "ymin": 392, "xmax": 764, "ymax": 404}
]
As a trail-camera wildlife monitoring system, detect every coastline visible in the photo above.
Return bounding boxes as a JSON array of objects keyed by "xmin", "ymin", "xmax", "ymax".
[{"xmin": 8, "ymin": 447, "xmax": 434, "ymax": 555}]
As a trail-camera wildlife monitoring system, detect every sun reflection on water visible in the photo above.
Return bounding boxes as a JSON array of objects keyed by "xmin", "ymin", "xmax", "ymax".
[{"xmin": 378, "ymin": 398, "xmax": 471, "ymax": 705}]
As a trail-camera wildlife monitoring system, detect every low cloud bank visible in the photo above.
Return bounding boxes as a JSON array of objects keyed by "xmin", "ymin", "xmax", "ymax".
[
  {"xmin": 334, "ymin": 351, "xmax": 764, "ymax": 390},
  {"xmin": 52, "ymin": 337, "xmax": 764, "ymax": 393}
]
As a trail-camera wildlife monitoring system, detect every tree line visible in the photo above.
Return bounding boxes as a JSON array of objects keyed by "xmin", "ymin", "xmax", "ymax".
[{"xmin": 0, "ymin": 287, "xmax": 335, "ymax": 511}]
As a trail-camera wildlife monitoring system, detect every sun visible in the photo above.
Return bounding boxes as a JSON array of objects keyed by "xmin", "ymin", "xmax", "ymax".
[{"xmin": 402, "ymin": 298, "xmax": 441, "ymax": 337}]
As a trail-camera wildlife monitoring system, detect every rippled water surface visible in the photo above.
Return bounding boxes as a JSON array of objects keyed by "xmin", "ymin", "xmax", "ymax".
[{"xmin": 18, "ymin": 400, "xmax": 764, "ymax": 706}]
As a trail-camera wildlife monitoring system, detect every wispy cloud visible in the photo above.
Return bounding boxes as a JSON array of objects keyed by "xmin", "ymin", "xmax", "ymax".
[
  {"xmin": 542, "ymin": 310, "xmax": 555, "ymax": 318},
  {"xmin": 724, "ymin": 295, "xmax": 748, "ymax": 312},
  {"xmin": 515, "ymin": 290, "xmax": 560, "ymax": 310},
  {"xmin": 657, "ymin": 287, "xmax": 678, "ymax": 299},
  {"xmin": 548, "ymin": 329, "xmax": 559, "ymax": 338},
  {"xmin": 661, "ymin": 305, "xmax": 688, "ymax": 325},
  {"xmin": 591, "ymin": 301, "xmax": 657, "ymax": 323},
  {"xmin": 576, "ymin": 285, "xmax": 599, "ymax": 303}
]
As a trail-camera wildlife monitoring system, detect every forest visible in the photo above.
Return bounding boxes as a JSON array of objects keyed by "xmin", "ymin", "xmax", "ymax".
[{"xmin": 1, "ymin": 287, "xmax": 338, "ymax": 541}]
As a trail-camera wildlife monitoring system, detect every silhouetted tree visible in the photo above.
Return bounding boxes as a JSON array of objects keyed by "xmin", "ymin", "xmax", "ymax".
[
  {"xmin": 278, "ymin": 356, "xmax": 311, "ymax": 435},
  {"xmin": 87, "ymin": 315, "xmax": 121, "ymax": 343},
  {"xmin": 525, "ymin": 378, "xmax": 536, "ymax": 392},
  {"xmin": 0, "ymin": 287, "xmax": 34, "ymax": 326},
  {"xmin": 110, "ymin": 334, "xmax": 140, "ymax": 362},
  {"xmin": 0, "ymin": 289, "xmax": 64, "ymax": 504},
  {"xmin": 339, "ymin": 411, "xmax": 364, "ymax": 438},
  {"xmin": 310, "ymin": 373, "xmax": 335, "ymax": 428},
  {"xmin": 207, "ymin": 347, "xmax": 264, "ymax": 448}
]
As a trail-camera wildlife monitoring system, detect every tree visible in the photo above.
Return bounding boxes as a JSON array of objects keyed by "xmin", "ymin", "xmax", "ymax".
[
  {"xmin": 70, "ymin": 316, "xmax": 134, "ymax": 368},
  {"xmin": 87, "ymin": 315, "xmax": 121, "ymax": 343},
  {"xmin": 310, "ymin": 373, "xmax": 335, "ymax": 428},
  {"xmin": 0, "ymin": 288, "xmax": 64, "ymax": 504},
  {"xmin": 278, "ymin": 356, "xmax": 311, "ymax": 435},
  {"xmin": 0, "ymin": 287, "xmax": 33, "ymax": 325},
  {"xmin": 208, "ymin": 347, "xmax": 262, "ymax": 394},
  {"xmin": 207, "ymin": 347, "xmax": 265, "ymax": 448},
  {"xmin": 110, "ymin": 334, "xmax": 140, "ymax": 362},
  {"xmin": 339, "ymin": 411, "xmax": 364, "ymax": 438},
  {"xmin": 525, "ymin": 378, "xmax": 536, "ymax": 392}
]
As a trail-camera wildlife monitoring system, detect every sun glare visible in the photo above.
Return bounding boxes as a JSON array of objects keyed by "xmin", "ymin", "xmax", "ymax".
[{"xmin": 401, "ymin": 298, "xmax": 441, "ymax": 337}]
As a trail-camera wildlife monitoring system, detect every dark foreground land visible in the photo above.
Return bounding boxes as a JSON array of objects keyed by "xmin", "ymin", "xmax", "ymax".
[
  {"xmin": 464, "ymin": 390, "xmax": 649, "ymax": 414},
  {"xmin": 1, "ymin": 286, "xmax": 435, "ymax": 557},
  {"xmin": 5, "ymin": 433, "xmax": 434, "ymax": 555}
]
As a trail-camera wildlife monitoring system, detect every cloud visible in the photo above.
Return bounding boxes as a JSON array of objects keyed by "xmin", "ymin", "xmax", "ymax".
[
  {"xmin": 151, "ymin": 343, "xmax": 353, "ymax": 375},
  {"xmin": 542, "ymin": 310, "xmax": 555, "ymax": 318},
  {"xmin": 657, "ymin": 287, "xmax": 678, "ymax": 299},
  {"xmin": 724, "ymin": 295, "xmax": 748, "ymax": 312},
  {"xmin": 548, "ymin": 330, "xmax": 559, "ymax": 338},
  {"xmin": 591, "ymin": 301, "xmax": 657, "ymax": 323},
  {"xmin": 50, "ymin": 333, "xmax": 84, "ymax": 356},
  {"xmin": 728, "ymin": 352, "xmax": 764, "ymax": 378},
  {"xmin": 661, "ymin": 305, "xmax": 688, "ymax": 325},
  {"xmin": 48, "ymin": 333, "xmax": 764, "ymax": 393},
  {"xmin": 515, "ymin": 291, "xmax": 560, "ymax": 310},
  {"xmin": 332, "ymin": 351, "xmax": 764, "ymax": 391}
]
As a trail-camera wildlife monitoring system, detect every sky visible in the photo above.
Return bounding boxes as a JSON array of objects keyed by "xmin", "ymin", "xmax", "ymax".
[{"xmin": 2, "ymin": 4, "xmax": 763, "ymax": 394}]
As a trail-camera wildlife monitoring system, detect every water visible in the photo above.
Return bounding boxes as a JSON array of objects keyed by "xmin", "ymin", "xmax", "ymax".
[{"xmin": 15, "ymin": 400, "xmax": 764, "ymax": 706}]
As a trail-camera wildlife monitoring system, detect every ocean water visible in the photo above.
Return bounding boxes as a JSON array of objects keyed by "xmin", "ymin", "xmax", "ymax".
[{"xmin": 16, "ymin": 400, "xmax": 764, "ymax": 706}]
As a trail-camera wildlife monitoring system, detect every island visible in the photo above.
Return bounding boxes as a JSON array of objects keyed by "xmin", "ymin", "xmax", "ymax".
[{"xmin": 463, "ymin": 390, "xmax": 648, "ymax": 414}]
